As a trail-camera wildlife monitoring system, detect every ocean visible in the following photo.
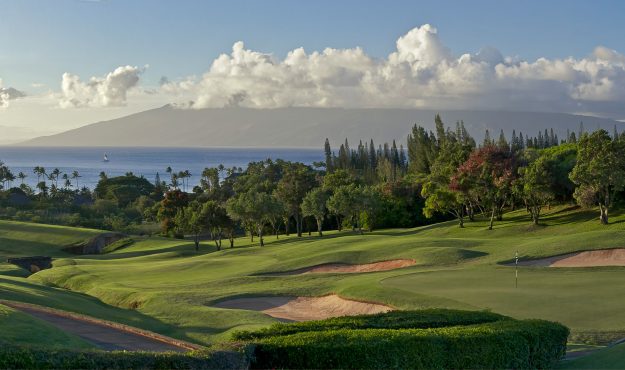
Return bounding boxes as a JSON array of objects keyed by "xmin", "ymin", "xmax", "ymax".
[{"xmin": 0, "ymin": 147, "xmax": 322, "ymax": 190}]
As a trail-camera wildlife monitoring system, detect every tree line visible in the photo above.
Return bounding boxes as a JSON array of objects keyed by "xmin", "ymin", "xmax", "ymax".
[{"xmin": 1, "ymin": 115, "xmax": 624, "ymax": 247}]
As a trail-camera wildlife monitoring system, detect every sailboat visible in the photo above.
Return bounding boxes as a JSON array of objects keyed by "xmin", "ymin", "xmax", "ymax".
[{"xmin": 103, "ymin": 153, "xmax": 109, "ymax": 162}]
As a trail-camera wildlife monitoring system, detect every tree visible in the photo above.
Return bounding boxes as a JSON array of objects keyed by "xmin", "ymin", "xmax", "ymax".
[
  {"xmin": 360, "ymin": 186, "xmax": 382, "ymax": 231},
  {"xmin": 516, "ymin": 156, "xmax": 555, "ymax": 225},
  {"xmin": 175, "ymin": 201, "xmax": 205, "ymax": 251},
  {"xmin": 326, "ymin": 184, "xmax": 363, "ymax": 233},
  {"xmin": 275, "ymin": 163, "xmax": 316, "ymax": 237},
  {"xmin": 301, "ymin": 188, "xmax": 328, "ymax": 236},
  {"xmin": 324, "ymin": 138, "xmax": 334, "ymax": 172},
  {"xmin": 71, "ymin": 170, "xmax": 81, "ymax": 188},
  {"xmin": 95, "ymin": 174, "xmax": 156, "ymax": 207},
  {"xmin": 17, "ymin": 172, "xmax": 27, "ymax": 185},
  {"xmin": 33, "ymin": 166, "xmax": 44, "ymax": 183},
  {"xmin": 36, "ymin": 181, "xmax": 48, "ymax": 200},
  {"xmin": 422, "ymin": 125, "xmax": 476, "ymax": 227},
  {"xmin": 50, "ymin": 168, "xmax": 61, "ymax": 188},
  {"xmin": 407, "ymin": 124, "xmax": 437, "ymax": 176},
  {"xmin": 157, "ymin": 189, "xmax": 189, "ymax": 235},
  {"xmin": 265, "ymin": 195, "xmax": 284, "ymax": 239},
  {"xmin": 570, "ymin": 130, "xmax": 625, "ymax": 224},
  {"xmin": 455, "ymin": 146, "xmax": 518, "ymax": 230},
  {"xmin": 198, "ymin": 200, "xmax": 230, "ymax": 250},
  {"xmin": 226, "ymin": 190, "xmax": 276, "ymax": 246}
]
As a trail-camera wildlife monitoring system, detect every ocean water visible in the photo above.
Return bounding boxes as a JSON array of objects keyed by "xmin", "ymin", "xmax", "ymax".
[{"xmin": 0, "ymin": 147, "xmax": 322, "ymax": 190}]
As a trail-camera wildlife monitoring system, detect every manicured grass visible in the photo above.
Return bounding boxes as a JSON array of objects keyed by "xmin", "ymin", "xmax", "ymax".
[
  {"xmin": 559, "ymin": 342, "xmax": 625, "ymax": 369},
  {"xmin": 0, "ymin": 303, "xmax": 93, "ymax": 349},
  {"xmin": 1, "ymin": 205, "xmax": 625, "ymax": 352},
  {"xmin": 0, "ymin": 220, "xmax": 101, "ymax": 261}
]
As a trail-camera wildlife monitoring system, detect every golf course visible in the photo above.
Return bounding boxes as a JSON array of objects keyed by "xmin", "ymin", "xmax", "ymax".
[{"xmin": 0, "ymin": 204, "xmax": 624, "ymax": 367}]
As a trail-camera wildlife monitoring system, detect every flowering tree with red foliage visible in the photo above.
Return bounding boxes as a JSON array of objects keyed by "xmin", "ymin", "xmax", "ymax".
[
  {"xmin": 157, "ymin": 189, "xmax": 189, "ymax": 236},
  {"xmin": 452, "ymin": 145, "xmax": 518, "ymax": 230}
]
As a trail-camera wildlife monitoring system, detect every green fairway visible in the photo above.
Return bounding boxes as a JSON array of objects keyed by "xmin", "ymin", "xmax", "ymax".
[{"xmin": 1, "ymin": 206, "xmax": 625, "ymax": 351}]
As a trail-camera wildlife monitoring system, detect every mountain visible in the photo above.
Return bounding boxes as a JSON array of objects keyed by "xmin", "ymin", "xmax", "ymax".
[
  {"xmin": 0, "ymin": 87, "xmax": 26, "ymax": 99},
  {"xmin": 19, "ymin": 106, "xmax": 624, "ymax": 148}
]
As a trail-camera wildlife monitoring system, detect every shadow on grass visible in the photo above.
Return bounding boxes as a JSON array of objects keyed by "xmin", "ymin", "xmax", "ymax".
[
  {"xmin": 0, "ymin": 237, "xmax": 75, "ymax": 260},
  {"xmin": 0, "ymin": 276, "xmax": 200, "ymax": 344}
]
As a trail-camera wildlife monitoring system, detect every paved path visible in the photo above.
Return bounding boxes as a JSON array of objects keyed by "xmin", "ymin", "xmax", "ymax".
[{"xmin": 4, "ymin": 302, "xmax": 193, "ymax": 352}]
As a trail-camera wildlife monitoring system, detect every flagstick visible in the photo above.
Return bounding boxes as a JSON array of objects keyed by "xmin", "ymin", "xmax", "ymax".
[{"xmin": 515, "ymin": 250, "xmax": 518, "ymax": 288}]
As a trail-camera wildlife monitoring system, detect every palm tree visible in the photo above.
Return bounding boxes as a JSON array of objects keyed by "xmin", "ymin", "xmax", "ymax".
[
  {"xmin": 0, "ymin": 164, "xmax": 7, "ymax": 189},
  {"xmin": 177, "ymin": 171, "xmax": 185, "ymax": 191},
  {"xmin": 36, "ymin": 181, "xmax": 48, "ymax": 199},
  {"xmin": 170, "ymin": 173, "xmax": 180, "ymax": 190},
  {"xmin": 62, "ymin": 173, "xmax": 70, "ymax": 190},
  {"xmin": 166, "ymin": 166, "xmax": 174, "ymax": 189},
  {"xmin": 18, "ymin": 172, "xmax": 27, "ymax": 185},
  {"xmin": 33, "ymin": 166, "xmax": 46, "ymax": 183},
  {"xmin": 5, "ymin": 171, "xmax": 15, "ymax": 188},
  {"xmin": 71, "ymin": 170, "xmax": 81, "ymax": 188},
  {"xmin": 50, "ymin": 168, "xmax": 61, "ymax": 187},
  {"xmin": 184, "ymin": 170, "xmax": 192, "ymax": 191}
]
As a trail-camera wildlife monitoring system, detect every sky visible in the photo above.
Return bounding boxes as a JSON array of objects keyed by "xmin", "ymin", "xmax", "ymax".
[{"xmin": 2, "ymin": 0, "xmax": 625, "ymax": 143}]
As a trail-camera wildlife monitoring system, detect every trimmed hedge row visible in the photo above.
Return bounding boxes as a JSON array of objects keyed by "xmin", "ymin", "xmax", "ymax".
[
  {"xmin": 0, "ymin": 342, "xmax": 249, "ymax": 370},
  {"xmin": 249, "ymin": 320, "xmax": 569, "ymax": 369},
  {"xmin": 234, "ymin": 309, "xmax": 508, "ymax": 340}
]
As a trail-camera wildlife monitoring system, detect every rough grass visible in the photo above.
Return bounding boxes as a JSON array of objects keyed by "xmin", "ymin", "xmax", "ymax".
[
  {"xmin": 1, "ymin": 205, "xmax": 624, "ymax": 350},
  {"xmin": 0, "ymin": 303, "xmax": 93, "ymax": 349}
]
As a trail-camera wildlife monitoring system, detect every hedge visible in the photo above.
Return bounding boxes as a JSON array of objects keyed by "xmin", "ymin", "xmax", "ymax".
[
  {"xmin": 234, "ymin": 309, "xmax": 508, "ymax": 340},
  {"xmin": 245, "ymin": 317, "xmax": 569, "ymax": 369},
  {"xmin": 0, "ymin": 342, "xmax": 250, "ymax": 370}
]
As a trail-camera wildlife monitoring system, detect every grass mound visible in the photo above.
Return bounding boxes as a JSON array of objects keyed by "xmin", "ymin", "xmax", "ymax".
[
  {"xmin": 102, "ymin": 238, "xmax": 134, "ymax": 254},
  {"xmin": 233, "ymin": 309, "xmax": 507, "ymax": 340},
  {"xmin": 240, "ymin": 310, "xmax": 568, "ymax": 369}
]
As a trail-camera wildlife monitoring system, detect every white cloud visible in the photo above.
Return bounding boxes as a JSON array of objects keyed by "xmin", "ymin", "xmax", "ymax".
[
  {"xmin": 0, "ymin": 79, "xmax": 9, "ymax": 109},
  {"xmin": 59, "ymin": 65, "xmax": 144, "ymax": 108},
  {"xmin": 155, "ymin": 24, "xmax": 625, "ymax": 117},
  {"xmin": 0, "ymin": 79, "xmax": 27, "ymax": 109}
]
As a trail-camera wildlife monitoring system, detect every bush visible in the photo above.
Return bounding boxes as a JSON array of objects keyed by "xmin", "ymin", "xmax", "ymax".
[
  {"xmin": 237, "ymin": 309, "xmax": 569, "ymax": 369},
  {"xmin": 250, "ymin": 320, "xmax": 568, "ymax": 369},
  {"xmin": 233, "ymin": 309, "xmax": 508, "ymax": 340},
  {"xmin": 0, "ymin": 342, "xmax": 249, "ymax": 370}
]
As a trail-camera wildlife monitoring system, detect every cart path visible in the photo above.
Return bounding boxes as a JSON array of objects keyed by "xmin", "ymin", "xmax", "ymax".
[{"xmin": 2, "ymin": 301, "xmax": 198, "ymax": 352}]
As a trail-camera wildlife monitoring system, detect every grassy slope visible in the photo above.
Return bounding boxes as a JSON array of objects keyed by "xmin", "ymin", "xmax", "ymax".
[
  {"xmin": 0, "ymin": 220, "xmax": 101, "ymax": 261},
  {"xmin": 1, "ymin": 206, "xmax": 625, "ymax": 347},
  {"xmin": 0, "ymin": 303, "xmax": 93, "ymax": 349}
]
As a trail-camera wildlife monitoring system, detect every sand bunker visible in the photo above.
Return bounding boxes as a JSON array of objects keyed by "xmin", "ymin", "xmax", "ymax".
[
  {"xmin": 214, "ymin": 294, "xmax": 392, "ymax": 321},
  {"xmin": 278, "ymin": 259, "xmax": 416, "ymax": 275},
  {"xmin": 516, "ymin": 248, "xmax": 625, "ymax": 267}
]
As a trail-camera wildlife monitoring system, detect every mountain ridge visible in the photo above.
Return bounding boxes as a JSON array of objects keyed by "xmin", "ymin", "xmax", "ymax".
[{"xmin": 18, "ymin": 106, "xmax": 624, "ymax": 148}]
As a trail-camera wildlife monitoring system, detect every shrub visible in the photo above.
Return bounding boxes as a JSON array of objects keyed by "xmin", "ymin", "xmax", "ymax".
[
  {"xmin": 237, "ymin": 309, "xmax": 569, "ymax": 369},
  {"xmin": 234, "ymin": 309, "xmax": 508, "ymax": 340},
  {"xmin": 249, "ymin": 320, "xmax": 568, "ymax": 369},
  {"xmin": 0, "ymin": 342, "xmax": 249, "ymax": 370}
]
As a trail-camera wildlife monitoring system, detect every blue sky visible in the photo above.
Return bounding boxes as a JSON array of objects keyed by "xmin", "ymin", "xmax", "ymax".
[
  {"xmin": 3, "ymin": 0, "xmax": 625, "ymax": 88},
  {"xmin": 2, "ymin": 0, "xmax": 625, "ymax": 143}
]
